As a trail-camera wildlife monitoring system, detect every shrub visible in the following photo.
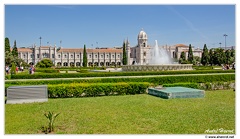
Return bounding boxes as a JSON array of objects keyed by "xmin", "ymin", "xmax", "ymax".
[
  {"xmin": 162, "ymin": 82, "xmax": 200, "ymax": 89},
  {"xmin": 36, "ymin": 59, "xmax": 54, "ymax": 68},
  {"xmin": 47, "ymin": 82, "xmax": 151, "ymax": 98},
  {"xmin": 10, "ymin": 62, "xmax": 16, "ymax": 75},
  {"xmin": 6, "ymin": 74, "xmax": 235, "ymax": 86},
  {"xmin": 35, "ymin": 68, "xmax": 59, "ymax": 73},
  {"xmin": 10, "ymin": 70, "xmax": 235, "ymax": 79},
  {"xmin": 162, "ymin": 81, "xmax": 235, "ymax": 91}
]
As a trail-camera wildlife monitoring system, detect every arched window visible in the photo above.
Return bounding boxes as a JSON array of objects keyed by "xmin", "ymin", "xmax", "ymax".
[
  {"xmin": 76, "ymin": 62, "xmax": 81, "ymax": 66},
  {"xmin": 63, "ymin": 62, "xmax": 68, "ymax": 66},
  {"xmin": 57, "ymin": 62, "xmax": 61, "ymax": 66}
]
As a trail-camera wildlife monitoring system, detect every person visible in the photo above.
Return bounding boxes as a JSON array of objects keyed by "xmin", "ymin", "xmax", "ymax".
[
  {"xmin": 20, "ymin": 66, "xmax": 23, "ymax": 72},
  {"xmin": 232, "ymin": 63, "xmax": 235, "ymax": 70},
  {"xmin": 5, "ymin": 66, "xmax": 9, "ymax": 75},
  {"xmin": 29, "ymin": 66, "xmax": 32, "ymax": 74},
  {"xmin": 16, "ymin": 67, "xmax": 18, "ymax": 73},
  {"xmin": 32, "ymin": 66, "xmax": 35, "ymax": 74}
]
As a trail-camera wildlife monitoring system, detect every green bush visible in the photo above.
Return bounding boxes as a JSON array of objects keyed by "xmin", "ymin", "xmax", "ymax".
[
  {"xmin": 6, "ymin": 74, "xmax": 235, "ymax": 86},
  {"xmin": 162, "ymin": 81, "xmax": 235, "ymax": 90},
  {"xmin": 10, "ymin": 62, "xmax": 16, "ymax": 75},
  {"xmin": 10, "ymin": 70, "xmax": 235, "ymax": 79},
  {"xmin": 47, "ymin": 82, "xmax": 151, "ymax": 98},
  {"xmin": 36, "ymin": 59, "xmax": 54, "ymax": 68},
  {"xmin": 162, "ymin": 82, "xmax": 200, "ymax": 89},
  {"xmin": 35, "ymin": 68, "xmax": 60, "ymax": 73}
]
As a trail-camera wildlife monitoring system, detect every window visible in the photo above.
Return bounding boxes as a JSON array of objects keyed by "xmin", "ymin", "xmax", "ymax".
[
  {"xmin": 118, "ymin": 55, "xmax": 120, "ymax": 58},
  {"xmin": 65, "ymin": 55, "xmax": 67, "ymax": 58},
  {"xmin": 43, "ymin": 53, "xmax": 48, "ymax": 58},
  {"xmin": 58, "ymin": 55, "xmax": 61, "ymax": 58},
  {"xmin": 95, "ymin": 55, "xmax": 97, "ymax": 58},
  {"xmin": 71, "ymin": 55, "xmax": 73, "ymax": 58},
  {"xmin": 37, "ymin": 54, "xmax": 39, "ymax": 58},
  {"xmin": 112, "ymin": 55, "xmax": 114, "ymax": 58},
  {"xmin": 144, "ymin": 51, "xmax": 146, "ymax": 56},
  {"xmin": 106, "ymin": 55, "xmax": 109, "ymax": 58},
  {"xmin": 101, "ymin": 55, "xmax": 103, "ymax": 58},
  {"xmin": 89, "ymin": 55, "xmax": 92, "ymax": 58},
  {"xmin": 52, "ymin": 54, "xmax": 55, "ymax": 58},
  {"xmin": 77, "ymin": 55, "xmax": 79, "ymax": 58},
  {"xmin": 143, "ymin": 59, "xmax": 146, "ymax": 63},
  {"xmin": 23, "ymin": 54, "xmax": 26, "ymax": 58},
  {"xmin": 31, "ymin": 54, "xmax": 33, "ymax": 58}
]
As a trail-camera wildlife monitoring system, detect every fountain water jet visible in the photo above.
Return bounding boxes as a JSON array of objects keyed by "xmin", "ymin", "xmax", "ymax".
[
  {"xmin": 148, "ymin": 40, "xmax": 173, "ymax": 65},
  {"xmin": 122, "ymin": 40, "xmax": 193, "ymax": 71}
]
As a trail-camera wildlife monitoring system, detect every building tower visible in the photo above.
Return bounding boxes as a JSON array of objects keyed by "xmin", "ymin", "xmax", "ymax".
[
  {"xmin": 137, "ymin": 29, "xmax": 148, "ymax": 65},
  {"xmin": 126, "ymin": 38, "xmax": 131, "ymax": 65}
]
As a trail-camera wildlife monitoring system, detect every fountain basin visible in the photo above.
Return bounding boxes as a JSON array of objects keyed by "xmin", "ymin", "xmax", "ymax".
[
  {"xmin": 122, "ymin": 64, "xmax": 193, "ymax": 71},
  {"xmin": 148, "ymin": 87, "xmax": 205, "ymax": 99}
]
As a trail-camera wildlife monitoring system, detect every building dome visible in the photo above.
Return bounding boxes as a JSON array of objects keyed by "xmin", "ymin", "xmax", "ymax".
[{"xmin": 138, "ymin": 29, "xmax": 147, "ymax": 39}]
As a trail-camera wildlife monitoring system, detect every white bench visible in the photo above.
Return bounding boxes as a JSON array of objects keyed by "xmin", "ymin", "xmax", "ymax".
[{"xmin": 6, "ymin": 85, "xmax": 48, "ymax": 104}]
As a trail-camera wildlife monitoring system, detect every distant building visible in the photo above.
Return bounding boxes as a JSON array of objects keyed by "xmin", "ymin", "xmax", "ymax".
[{"xmin": 17, "ymin": 29, "xmax": 203, "ymax": 67}]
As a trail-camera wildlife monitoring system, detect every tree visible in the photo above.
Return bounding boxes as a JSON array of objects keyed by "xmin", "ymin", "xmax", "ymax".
[
  {"xmin": 5, "ymin": 51, "xmax": 14, "ymax": 66},
  {"xmin": 193, "ymin": 56, "xmax": 201, "ymax": 65},
  {"xmin": 230, "ymin": 47, "xmax": 235, "ymax": 64},
  {"xmin": 12, "ymin": 40, "xmax": 18, "ymax": 57},
  {"xmin": 187, "ymin": 44, "xmax": 193, "ymax": 63},
  {"xmin": 212, "ymin": 48, "xmax": 226, "ymax": 66},
  {"xmin": 209, "ymin": 48, "xmax": 214, "ymax": 66},
  {"xmin": 36, "ymin": 59, "xmax": 54, "ymax": 68},
  {"xmin": 122, "ymin": 40, "xmax": 127, "ymax": 65},
  {"xmin": 201, "ymin": 44, "xmax": 209, "ymax": 66},
  {"xmin": 5, "ymin": 37, "xmax": 10, "ymax": 53},
  {"xmin": 225, "ymin": 49, "xmax": 231, "ymax": 65},
  {"xmin": 179, "ymin": 51, "xmax": 186, "ymax": 63},
  {"xmin": 10, "ymin": 62, "xmax": 16, "ymax": 75},
  {"xmin": 83, "ymin": 44, "xmax": 87, "ymax": 67}
]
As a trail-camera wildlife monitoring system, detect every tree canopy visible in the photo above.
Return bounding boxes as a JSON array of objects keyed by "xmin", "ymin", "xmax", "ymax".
[
  {"xmin": 5, "ymin": 37, "xmax": 10, "ymax": 53},
  {"xmin": 36, "ymin": 59, "xmax": 54, "ymax": 68},
  {"xmin": 187, "ymin": 44, "xmax": 193, "ymax": 63},
  {"xmin": 122, "ymin": 41, "xmax": 127, "ymax": 65},
  {"xmin": 83, "ymin": 44, "xmax": 87, "ymax": 67},
  {"xmin": 201, "ymin": 44, "xmax": 210, "ymax": 66},
  {"xmin": 12, "ymin": 40, "xmax": 18, "ymax": 57}
]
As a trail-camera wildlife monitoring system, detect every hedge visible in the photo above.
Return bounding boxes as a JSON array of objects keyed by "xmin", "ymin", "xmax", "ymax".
[
  {"xmin": 162, "ymin": 81, "xmax": 235, "ymax": 90},
  {"xmin": 34, "ymin": 68, "xmax": 60, "ymax": 73},
  {"xmin": 10, "ymin": 70, "xmax": 235, "ymax": 79},
  {"xmin": 5, "ymin": 74, "xmax": 235, "ymax": 87},
  {"xmin": 48, "ymin": 82, "xmax": 151, "ymax": 98}
]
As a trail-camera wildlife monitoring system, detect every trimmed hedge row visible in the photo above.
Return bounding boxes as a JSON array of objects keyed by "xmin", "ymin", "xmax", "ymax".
[
  {"xmin": 35, "ymin": 68, "xmax": 60, "ymax": 73},
  {"xmin": 10, "ymin": 70, "xmax": 235, "ymax": 79},
  {"xmin": 162, "ymin": 81, "xmax": 235, "ymax": 90},
  {"xmin": 5, "ymin": 74, "xmax": 235, "ymax": 87},
  {"xmin": 47, "ymin": 82, "xmax": 151, "ymax": 98}
]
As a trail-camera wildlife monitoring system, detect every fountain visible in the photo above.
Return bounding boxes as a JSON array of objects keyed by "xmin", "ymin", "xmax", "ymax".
[
  {"xmin": 122, "ymin": 40, "xmax": 193, "ymax": 71},
  {"xmin": 149, "ymin": 40, "xmax": 173, "ymax": 65}
]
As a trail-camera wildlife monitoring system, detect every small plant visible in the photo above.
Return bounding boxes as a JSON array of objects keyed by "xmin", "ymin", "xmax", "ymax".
[{"xmin": 44, "ymin": 111, "xmax": 60, "ymax": 133}]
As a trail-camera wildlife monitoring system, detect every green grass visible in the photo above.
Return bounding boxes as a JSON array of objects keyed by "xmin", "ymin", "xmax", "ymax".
[{"xmin": 5, "ymin": 90, "xmax": 235, "ymax": 134}]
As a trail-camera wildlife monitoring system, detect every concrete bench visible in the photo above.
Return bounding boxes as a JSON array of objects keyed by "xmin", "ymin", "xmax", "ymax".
[{"xmin": 6, "ymin": 85, "xmax": 48, "ymax": 104}]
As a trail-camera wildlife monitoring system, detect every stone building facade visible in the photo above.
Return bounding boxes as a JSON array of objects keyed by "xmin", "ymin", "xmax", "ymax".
[
  {"xmin": 18, "ymin": 46, "xmax": 122, "ymax": 67},
  {"xmin": 17, "ymin": 29, "xmax": 203, "ymax": 67}
]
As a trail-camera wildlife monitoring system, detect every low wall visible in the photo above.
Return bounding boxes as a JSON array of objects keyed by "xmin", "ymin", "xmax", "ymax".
[{"xmin": 122, "ymin": 64, "xmax": 193, "ymax": 71}]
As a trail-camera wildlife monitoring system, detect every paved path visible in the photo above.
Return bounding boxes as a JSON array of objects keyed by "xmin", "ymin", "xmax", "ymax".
[{"xmin": 5, "ymin": 73, "xmax": 235, "ymax": 82}]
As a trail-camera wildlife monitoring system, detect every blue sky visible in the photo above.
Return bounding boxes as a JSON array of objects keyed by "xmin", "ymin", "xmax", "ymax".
[{"xmin": 5, "ymin": 5, "xmax": 235, "ymax": 49}]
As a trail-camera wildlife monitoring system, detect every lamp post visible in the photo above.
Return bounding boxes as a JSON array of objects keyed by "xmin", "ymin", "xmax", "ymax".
[
  {"xmin": 39, "ymin": 37, "xmax": 42, "ymax": 47},
  {"xmin": 223, "ymin": 34, "xmax": 228, "ymax": 50},
  {"xmin": 219, "ymin": 42, "xmax": 222, "ymax": 48}
]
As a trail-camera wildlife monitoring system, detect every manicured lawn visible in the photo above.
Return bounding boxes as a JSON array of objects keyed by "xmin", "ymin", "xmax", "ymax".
[{"xmin": 5, "ymin": 90, "xmax": 235, "ymax": 134}]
